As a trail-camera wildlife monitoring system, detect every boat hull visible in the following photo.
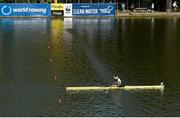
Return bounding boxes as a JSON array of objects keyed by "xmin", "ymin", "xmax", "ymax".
[{"xmin": 66, "ymin": 85, "xmax": 164, "ymax": 91}]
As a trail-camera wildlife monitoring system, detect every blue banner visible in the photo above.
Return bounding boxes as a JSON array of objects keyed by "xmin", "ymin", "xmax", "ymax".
[
  {"xmin": 73, "ymin": 3, "xmax": 99, "ymax": 16},
  {"xmin": 0, "ymin": 4, "xmax": 51, "ymax": 17},
  {"xmin": 72, "ymin": 3, "xmax": 115, "ymax": 16},
  {"xmin": 98, "ymin": 4, "xmax": 116, "ymax": 16}
]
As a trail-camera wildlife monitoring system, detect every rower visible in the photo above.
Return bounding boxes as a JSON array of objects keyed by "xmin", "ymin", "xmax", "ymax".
[
  {"xmin": 160, "ymin": 82, "xmax": 164, "ymax": 86},
  {"xmin": 113, "ymin": 76, "xmax": 121, "ymax": 87}
]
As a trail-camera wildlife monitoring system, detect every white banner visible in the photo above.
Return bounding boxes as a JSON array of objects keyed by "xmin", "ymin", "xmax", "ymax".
[{"xmin": 64, "ymin": 4, "xmax": 72, "ymax": 17}]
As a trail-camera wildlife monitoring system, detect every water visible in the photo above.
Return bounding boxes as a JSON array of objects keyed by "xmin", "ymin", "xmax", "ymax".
[{"xmin": 0, "ymin": 17, "xmax": 180, "ymax": 116}]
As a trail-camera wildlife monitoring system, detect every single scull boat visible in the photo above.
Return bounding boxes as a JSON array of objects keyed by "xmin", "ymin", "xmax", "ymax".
[{"xmin": 66, "ymin": 82, "xmax": 164, "ymax": 91}]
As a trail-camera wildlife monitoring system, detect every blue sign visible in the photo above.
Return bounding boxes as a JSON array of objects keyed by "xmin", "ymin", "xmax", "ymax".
[
  {"xmin": 98, "ymin": 4, "xmax": 116, "ymax": 16},
  {"xmin": 0, "ymin": 4, "xmax": 51, "ymax": 17},
  {"xmin": 73, "ymin": 3, "xmax": 99, "ymax": 16},
  {"xmin": 72, "ymin": 3, "xmax": 115, "ymax": 16}
]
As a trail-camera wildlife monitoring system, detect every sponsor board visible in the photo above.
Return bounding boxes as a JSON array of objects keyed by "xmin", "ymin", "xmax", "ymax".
[
  {"xmin": 51, "ymin": 4, "xmax": 64, "ymax": 16},
  {"xmin": 72, "ymin": 3, "xmax": 115, "ymax": 16},
  {"xmin": 0, "ymin": 3, "xmax": 51, "ymax": 17},
  {"xmin": 0, "ymin": 3, "xmax": 115, "ymax": 17},
  {"xmin": 72, "ymin": 4, "xmax": 98, "ymax": 16},
  {"xmin": 99, "ymin": 4, "xmax": 115, "ymax": 16},
  {"xmin": 64, "ymin": 4, "xmax": 72, "ymax": 17},
  {"xmin": 51, "ymin": 4, "xmax": 64, "ymax": 11},
  {"xmin": 51, "ymin": 10, "xmax": 63, "ymax": 16}
]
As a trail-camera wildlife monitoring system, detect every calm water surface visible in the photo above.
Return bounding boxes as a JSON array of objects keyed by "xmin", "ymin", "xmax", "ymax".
[{"xmin": 0, "ymin": 17, "xmax": 180, "ymax": 116}]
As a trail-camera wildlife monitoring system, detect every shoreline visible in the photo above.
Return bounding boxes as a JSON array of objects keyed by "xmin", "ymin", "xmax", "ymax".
[
  {"xmin": 0, "ymin": 12, "xmax": 180, "ymax": 18},
  {"xmin": 116, "ymin": 11, "xmax": 180, "ymax": 17}
]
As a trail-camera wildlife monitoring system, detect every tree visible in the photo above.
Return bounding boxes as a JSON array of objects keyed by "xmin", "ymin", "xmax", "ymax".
[{"xmin": 166, "ymin": 0, "xmax": 172, "ymax": 12}]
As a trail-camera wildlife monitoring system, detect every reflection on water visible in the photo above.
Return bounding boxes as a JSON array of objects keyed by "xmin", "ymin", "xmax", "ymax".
[{"xmin": 0, "ymin": 17, "xmax": 180, "ymax": 116}]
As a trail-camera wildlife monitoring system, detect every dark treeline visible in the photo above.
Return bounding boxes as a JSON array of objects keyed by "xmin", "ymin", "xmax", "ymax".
[
  {"xmin": 118, "ymin": 0, "xmax": 179, "ymax": 11},
  {"xmin": 119, "ymin": 0, "xmax": 167, "ymax": 11}
]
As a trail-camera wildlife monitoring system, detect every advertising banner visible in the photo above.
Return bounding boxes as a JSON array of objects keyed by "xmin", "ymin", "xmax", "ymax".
[
  {"xmin": 64, "ymin": 4, "xmax": 72, "ymax": 17},
  {"xmin": 0, "ymin": 4, "xmax": 51, "ymax": 17},
  {"xmin": 98, "ymin": 3, "xmax": 115, "ymax": 16},
  {"xmin": 72, "ymin": 3, "xmax": 116, "ymax": 16},
  {"xmin": 72, "ymin": 3, "xmax": 99, "ymax": 16},
  {"xmin": 51, "ymin": 4, "xmax": 64, "ymax": 16},
  {"xmin": 51, "ymin": 4, "xmax": 64, "ymax": 11},
  {"xmin": 51, "ymin": 10, "xmax": 63, "ymax": 16}
]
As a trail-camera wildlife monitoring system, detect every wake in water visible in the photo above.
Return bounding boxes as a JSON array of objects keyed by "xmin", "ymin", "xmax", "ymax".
[{"xmin": 71, "ymin": 29, "xmax": 113, "ymax": 85}]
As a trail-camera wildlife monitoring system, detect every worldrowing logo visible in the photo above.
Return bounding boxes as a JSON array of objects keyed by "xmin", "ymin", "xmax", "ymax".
[
  {"xmin": 1, "ymin": 5, "xmax": 12, "ymax": 16},
  {"xmin": 107, "ymin": 6, "xmax": 113, "ymax": 12},
  {"xmin": 99, "ymin": 5, "xmax": 114, "ymax": 14}
]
